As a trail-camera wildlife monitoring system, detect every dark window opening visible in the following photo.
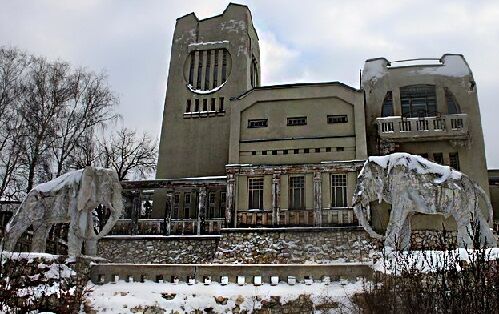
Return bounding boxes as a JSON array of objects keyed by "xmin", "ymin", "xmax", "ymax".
[
  {"xmin": 283, "ymin": 150, "xmax": 288, "ymax": 155},
  {"xmin": 196, "ymin": 50, "xmax": 203, "ymax": 89},
  {"xmin": 262, "ymin": 151, "xmax": 268, "ymax": 155},
  {"xmin": 188, "ymin": 53, "xmax": 195, "ymax": 85},
  {"xmin": 294, "ymin": 149, "xmax": 299, "ymax": 154},
  {"xmin": 400, "ymin": 85, "xmax": 436, "ymax": 117},
  {"xmin": 336, "ymin": 147, "xmax": 344, "ymax": 152},
  {"xmin": 248, "ymin": 119, "xmax": 268, "ymax": 128},
  {"xmin": 219, "ymin": 97, "xmax": 224, "ymax": 112},
  {"xmin": 251, "ymin": 151, "xmax": 256, "ymax": 155},
  {"xmin": 194, "ymin": 99, "xmax": 200, "ymax": 112},
  {"xmin": 449, "ymin": 152, "xmax": 460, "ymax": 170},
  {"xmin": 328, "ymin": 115, "xmax": 348, "ymax": 124},
  {"xmin": 304, "ymin": 148, "xmax": 309, "ymax": 154},
  {"xmin": 381, "ymin": 91, "xmax": 394, "ymax": 117},
  {"xmin": 213, "ymin": 50, "xmax": 219, "ymax": 88},
  {"xmin": 433, "ymin": 153, "xmax": 444, "ymax": 164},
  {"xmin": 445, "ymin": 88, "xmax": 461, "ymax": 114},
  {"xmin": 287, "ymin": 117, "xmax": 307, "ymax": 126},
  {"xmin": 221, "ymin": 49, "xmax": 228, "ymax": 82},
  {"xmin": 204, "ymin": 50, "xmax": 211, "ymax": 90},
  {"xmin": 202, "ymin": 99, "xmax": 208, "ymax": 111},
  {"xmin": 326, "ymin": 147, "xmax": 332, "ymax": 152},
  {"xmin": 421, "ymin": 153, "xmax": 429, "ymax": 159},
  {"xmin": 315, "ymin": 148, "xmax": 321, "ymax": 153},
  {"xmin": 186, "ymin": 99, "xmax": 192, "ymax": 112},
  {"xmin": 272, "ymin": 150, "xmax": 277, "ymax": 155},
  {"xmin": 211, "ymin": 98, "xmax": 216, "ymax": 111}
]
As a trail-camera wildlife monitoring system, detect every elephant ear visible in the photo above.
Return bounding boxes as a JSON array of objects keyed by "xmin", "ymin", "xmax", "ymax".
[{"xmin": 77, "ymin": 167, "xmax": 96, "ymax": 212}]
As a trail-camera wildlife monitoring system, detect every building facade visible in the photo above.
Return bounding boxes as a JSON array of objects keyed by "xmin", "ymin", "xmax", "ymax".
[{"xmin": 150, "ymin": 3, "xmax": 494, "ymax": 235}]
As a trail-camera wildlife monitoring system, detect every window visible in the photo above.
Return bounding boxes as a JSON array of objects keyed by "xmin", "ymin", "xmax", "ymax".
[
  {"xmin": 326, "ymin": 147, "xmax": 332, "ymax": 152},
  {"xmin": 400, "ymin": 85, "xmax": 436, "ymax": 117},
  {"xmin": 272, "ymin": 150, "xmax": 277, "ymax": 155},
  {"xmin": 203, "ymin": 99, "xmax": 208, "ymax": 111},
  {"xmin": 328, "ymin": 115, "xmax": 348, "ymax": 124},
  {"xmin": 208, "ymin": 192, "xmax": 217, "ymax": 218},
  {"xmin": 315, "ymin": 148, "xmax": 321, "ymax": 153},
  {"xmin": 381, "ymin": 91, "xmax": 393, "ymax": 117},
  {"xmin": 445, "ymin": 88, "xmax": 461, "ymax": 114},
  {"xmin": 287, "ymin": 117, "xmax": 307, "ymax": 126},
  {"xmin": 433, "ymin": 153, "xmax": 444, "ymax": 164},
  {"xmin": 186, "ymin": 99, "xmax": 192, "ymax": 112},
  {"xmin": 304, "ymin": 148, "xmax": 309, "ymax": 154},
  {"xmin": 331, "ymin": 174, "xmax": 347, "ymax": 207},
  {"xmin": 184, "ymin": 192, "xmax": 191, "ymax": 219},
  {"xmin": 449, "ymin": 152, "xmax": 460, "ymax": 170},
  {"xmin": 252, "ymin": 151, "xmax": 256, "ymax": 155},
  {"xmin": 421, "ymin": 153, "xmax": 429, "ymax": 159},
  {"xmin": 294, "ymin": 149, "xmax": 299, "ymax": 154},
  {"xmin": 336, "ymin": 147, "xmax": 344, "ymax": 152},
  {"xmin": 173, "ymin": 193, "xmax": 180, "ymax": 218},
  {"xmin": 248, "ymin": 119, "xmax": 268, "ymax": 128},
  {"xmin": 220, "ymin": 192, "xmax": 226, "ymax": 217},
  {"xmin": 248, "ymin": 178, "xmax": 264, "ymax": 210},
  {"xmin": 219, "ymin": 97, "xmax": 224, "ymax": 112},
  {"xmin": 250, "ymin": 57, "xmax": 259, "ymax": 88},
  {"xmin": 289, "ymin": 176, "xmax": 305, "ymax": 210},
  {"xmin": 194, "ymin": 99, "xmax": 200, "ymax": 112},
  {"xmin": 283, "ymin": 150, "xmax": 288, "ymax": 155},
  {"xmin": 262, "ymin": 151, "xmax": 267, "ymax": 155}
]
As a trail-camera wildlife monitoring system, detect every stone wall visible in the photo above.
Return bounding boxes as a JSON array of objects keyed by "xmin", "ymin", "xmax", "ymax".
[
  {"xmin": 410, "ymin": 230, "xmax": 458, "ymax": 250},
  {"xmin": 213, "ymin": 227, "xmax": 377, "ymax": 264},
  {"xmin": 97, "ymin": 235, "xmax": 220, "ymax": 264}
]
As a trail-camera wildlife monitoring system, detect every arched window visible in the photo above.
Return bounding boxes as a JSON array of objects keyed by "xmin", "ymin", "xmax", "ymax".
[
  {"xmin": 445, "ymin": 88, "xmax": 461, "ymax": 114},
  {"xmin": 381, "ymin": 91, "xmax": 393, "ymax": 117},
  {"xmin": 250, "ymin": 56, "xmax": 259, "ymax": 88},
  {"xmin": 400, "ymin": 84, "xmax": 436, "ymax": 117}
]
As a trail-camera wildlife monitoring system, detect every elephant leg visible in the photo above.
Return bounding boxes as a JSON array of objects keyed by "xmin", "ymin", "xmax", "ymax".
[
  {"xmin": 453, "ymin": 208, "xmax": 473, "ymax": 248},
  {"xmin": 399, "ymin": 213, "xmax": 412, "ymax": 250},
  {"xmin": 385, "ymin": 203, "xmax": 411, "ymax": 250},
  {"xmin": 67, "ymin": 212, "xmax": 83, "ymax": 256},
  {"xmin": 31, "ymin": 222, "xmax": 52, "ymax": 252},
  {"xmin": 85, "ymin": 239, "xmax": 98, "ymax": 256},
  {"xmin": 3, "ymin": 218, "xmax": 30, "ymax": 252}
]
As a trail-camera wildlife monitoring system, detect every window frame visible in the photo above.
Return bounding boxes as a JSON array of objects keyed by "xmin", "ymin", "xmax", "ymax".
[
  {"xmin": 287, "ymin": 116, "xmax": 307, "ymax": 126},
  {"xmin": 248, "ymin": 119, "xmax": 268, "ymax": 128},
  {"xmin": 327, "ymin": 115, "xmax": 348, "ymax": 124},
  {"xmin": 288, "ymin": 176, "xmax": 305, "ymax": 210},
  {"xmin": 331, "ymin": 174, "xmax": 348, "ymax": 208},
  {"xmin": 248, "ymin": 177, "xmax": 264, "ymax": 210}
]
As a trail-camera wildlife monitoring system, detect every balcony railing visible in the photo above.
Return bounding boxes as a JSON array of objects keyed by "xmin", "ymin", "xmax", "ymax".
[{"xmin": 377, "ymin": 114, "xmax": 468, "ymax": 141}]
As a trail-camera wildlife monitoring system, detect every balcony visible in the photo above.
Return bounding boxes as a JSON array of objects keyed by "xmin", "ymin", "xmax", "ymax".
[{"xmin": 377, "ymin": 114, "xmax": 469, "ymax": 142}]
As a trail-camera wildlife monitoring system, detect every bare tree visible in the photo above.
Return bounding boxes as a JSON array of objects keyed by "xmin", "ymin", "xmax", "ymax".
[
  {"xmin": 0, "ymin": 48, "xmax": 29, "ymax": 200},
  {"xmin": 99, "ymin": 127, "xmax": 158, "ymax": 181},
  {"xmin": 51, "ymin": 69, "xmax": 118, "ymax": 176}
]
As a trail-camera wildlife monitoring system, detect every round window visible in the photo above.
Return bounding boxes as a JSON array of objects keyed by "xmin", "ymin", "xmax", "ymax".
[{"xmin": 184, "ymin": 48, "xmax": 231, "ymax": 94}]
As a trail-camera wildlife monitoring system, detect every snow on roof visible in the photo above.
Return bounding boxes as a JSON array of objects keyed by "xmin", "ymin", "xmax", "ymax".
[
  {"xmin": 367, "ymin": 153, "xmax": 461, "ymax": 183},
  {"xmin": 361, "ymin": 58, "xmax": 389, "ymax": 84},
  {"xmin": 180, "ymin": 175, "xmax": 227, "ymax": 180},
  {"xmin": 407, "ymin": 55, "xmax": 470, "ymax": 77},
  {"xmin": 33, "ymin": 169, "xmax": 83, "ymax": 193}
]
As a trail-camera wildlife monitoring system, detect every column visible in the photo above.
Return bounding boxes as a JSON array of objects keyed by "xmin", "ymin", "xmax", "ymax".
[
  {"xmin": 272, "ymin": 173, "xmax": 281, "ymax": 226},
  {"xmin": 226, "ymin": 174, "xmax": 235, "ymax": 226},
  {"xmin": 313, "ymin": 171, "xmax": 322, "ymax": 227},
  {"xmin": 197, "ymin": 187, "xmax": 207, "ymax": 235},
  {"xmin": 130, "ymin": 192, "xmax": 141, "ymax": 235},
  {"xmin": 163, "ymin": 191, "xmax": 173, "ymax": 235}
]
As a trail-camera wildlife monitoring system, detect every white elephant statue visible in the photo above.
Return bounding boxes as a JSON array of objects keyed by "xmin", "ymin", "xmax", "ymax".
[
  {"xmin": 353, "ymin": 153, "xmax": 496, "ymax": 250},
  {"xmin": 2, "ymin": 167, "xmax": 123, "ymax": 256}
]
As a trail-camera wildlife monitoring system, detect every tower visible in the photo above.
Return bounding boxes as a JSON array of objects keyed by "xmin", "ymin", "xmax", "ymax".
[{"xmin": 156, "ymin": 3, "xmax": 260, "ymax": 180}]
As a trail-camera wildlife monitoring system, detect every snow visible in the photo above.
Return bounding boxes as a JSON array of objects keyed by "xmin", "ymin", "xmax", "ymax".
[
  {"xmin": 1, "ymin": 251, "xmax": 61, "ymax": 262},
  {"xmin": 180, "ymin": 175, "xmax": 227, "ymax": 180},
  {"xmin": 366, "ymin": 152, "xmax": 461, "ymax": 184},
  {"xmin": 187, "ymin": 81, "xmax": 226, "ymax": 95},
  {"xmin": 85, "ymin": 279, "xmax": 364, "ymax": 313},
  {"xmin": 373, "ymin": 248, "xmax": 499, "ymax": 275},
  {"xmin": 361, "ymin": 58, "xmax": 388, "ymax": 84},
  {"xmin": 33, "ymin": 169, "xmax": 83, "ymax": 193},
  {"xmin": 408, "ymin": 55, "xmax": 470, "ymax": 77},
  {"xmin": 188, "ymin": 40, "xmax": 229, "ymax": 47}
]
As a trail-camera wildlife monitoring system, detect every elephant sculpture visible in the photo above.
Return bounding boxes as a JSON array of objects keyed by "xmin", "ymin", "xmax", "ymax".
[
  {"xmin": 353, "ymin": 153, "xmax": 496, "ymax": 250},
  {"xmin": 2, "ymin": 167, "xmax": 123, "ymax": 256}
]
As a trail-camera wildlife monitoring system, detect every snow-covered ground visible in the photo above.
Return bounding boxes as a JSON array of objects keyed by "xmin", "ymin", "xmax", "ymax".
[{"xmin": 85, "ymin": 279, "xmax": 364, "ymax": 313}]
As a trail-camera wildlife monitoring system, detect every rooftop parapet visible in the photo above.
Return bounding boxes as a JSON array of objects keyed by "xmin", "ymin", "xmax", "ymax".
[{"xmin": 361, "ymin": 54, "xmax": 473, "ymax": 88}]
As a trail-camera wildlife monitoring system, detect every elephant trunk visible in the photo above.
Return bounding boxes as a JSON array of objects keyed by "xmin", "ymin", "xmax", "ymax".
[
  {"xmin": 95, "ymin": 182, "xmax": 123, "ymax": 239},
  {"xmin": 353, "ymin": 203, "xmax": 384, "ymax": 240}
]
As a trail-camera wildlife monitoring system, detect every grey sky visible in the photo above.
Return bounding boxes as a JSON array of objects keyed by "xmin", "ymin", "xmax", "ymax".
[{"xmin": 1, "ymin": 0, "xmax": 498, "ymax": 167}]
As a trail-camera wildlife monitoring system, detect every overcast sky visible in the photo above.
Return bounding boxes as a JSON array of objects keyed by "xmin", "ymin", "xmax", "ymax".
[{"xmin": 1, "ymin": 0, "xmax": 498, "ymax": 167}]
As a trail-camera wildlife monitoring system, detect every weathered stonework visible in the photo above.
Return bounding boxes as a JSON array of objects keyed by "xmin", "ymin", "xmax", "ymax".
[
  {"xmin": 213, "ymin": 227, "xmax": 377, "ymax": 264},
  {"xmin": 97, "ymin": 236, "xmax": 220, "ymax": 264},
  {"xmin": 410, "ymin": 230, "xmax": 458, "ymax": 250}
]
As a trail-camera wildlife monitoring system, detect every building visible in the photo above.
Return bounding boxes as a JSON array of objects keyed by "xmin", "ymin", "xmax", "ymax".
[{"xmin": 147, "ymin": 3, "xmax": 494, "ymax": 236}]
